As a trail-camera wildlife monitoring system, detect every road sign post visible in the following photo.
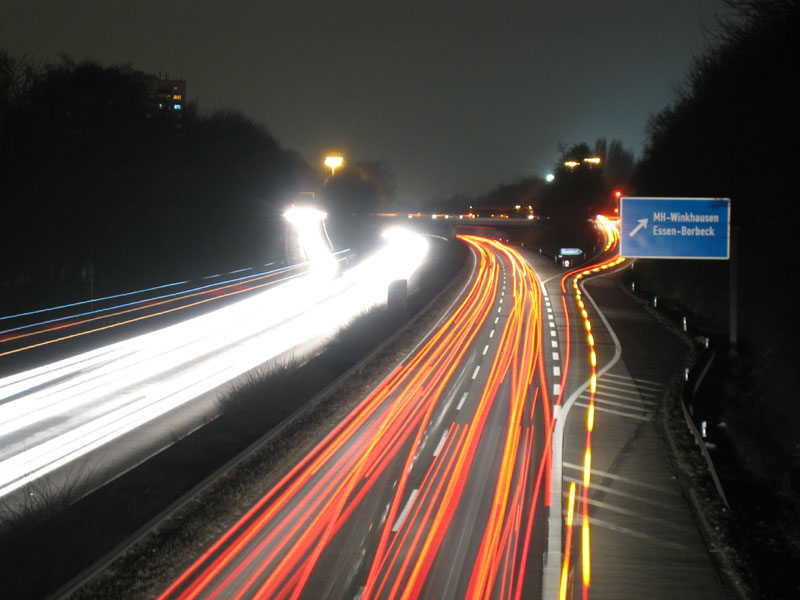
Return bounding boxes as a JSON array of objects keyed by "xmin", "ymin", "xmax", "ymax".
[{"xmin": 620, "ymin": 197, "xmax": 730, "ymax": 260}]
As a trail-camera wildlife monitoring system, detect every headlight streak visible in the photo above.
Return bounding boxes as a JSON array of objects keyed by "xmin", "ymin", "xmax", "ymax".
[
  {"xmin": 556, "ymin": 224, "xmax": 625, "ymax": 600},
  {"xmin": 160, "ymin": 236, "xmax": 552, "ymax": 600},
  {"xmin": 0, "ymin": 259, "xmax": 322, "ymax": 338},
  {"xmin": 0, "ymin": 259, "xmax": 326, "ymax": 358},
  {"xmin": 0, "ymin": 233, "xmax": 427, "ymax": 501}
]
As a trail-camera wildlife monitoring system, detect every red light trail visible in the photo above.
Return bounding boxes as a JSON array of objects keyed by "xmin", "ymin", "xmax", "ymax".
[{"xmin": 160, "ymin": 236, "xmax": 553, "ymax": 600}]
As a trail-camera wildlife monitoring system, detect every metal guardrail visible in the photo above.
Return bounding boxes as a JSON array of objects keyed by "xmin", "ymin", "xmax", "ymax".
[{"xmin": 681, "ymin": 342, "xmax": 731, "ymax": 510}]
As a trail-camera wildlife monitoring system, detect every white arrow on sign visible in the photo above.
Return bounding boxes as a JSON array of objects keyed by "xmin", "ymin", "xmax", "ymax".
[{"xmin": 628, "ymin": 218, "xmax": 648, "ymax": 238}]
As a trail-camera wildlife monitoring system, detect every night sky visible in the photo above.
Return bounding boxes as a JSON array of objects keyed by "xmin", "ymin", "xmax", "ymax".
[{"xmin": 1, "ymin": 1, "xmax": 727, "ymax": 207}]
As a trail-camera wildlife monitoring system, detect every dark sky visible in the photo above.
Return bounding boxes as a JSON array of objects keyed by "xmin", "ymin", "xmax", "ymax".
[{"xmin": 1, "ymin": 1, "xmax": 727, "ymax": 206}]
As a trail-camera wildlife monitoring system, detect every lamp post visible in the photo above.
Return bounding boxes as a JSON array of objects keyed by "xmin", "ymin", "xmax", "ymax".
[{"xmin": 324, "ymin": 155, "xmax": 344, "ymax": 176}]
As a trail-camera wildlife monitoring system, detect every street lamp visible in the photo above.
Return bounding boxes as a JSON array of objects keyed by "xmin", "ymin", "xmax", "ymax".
[{"xmin": 324, "ymin": 155, "xmax": 344, "ymax": 176}]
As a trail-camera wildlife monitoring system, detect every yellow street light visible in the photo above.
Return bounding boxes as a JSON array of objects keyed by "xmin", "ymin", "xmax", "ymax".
[
  {"xmin": 324, "ymin": 155, "xmax": 344, "ymax": 176},
  {"xmin": 583, "ymin": 156, "xmax": 601, "ymax": 165},
  {"xmin": 564, "ymin": 160, "xmax": 580, "ymax": 169}
]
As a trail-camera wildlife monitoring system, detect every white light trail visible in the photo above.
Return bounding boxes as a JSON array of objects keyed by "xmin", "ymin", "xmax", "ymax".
[{"xmin": 0, "ymin": 225, "xmax": 429, "ymax": 499}]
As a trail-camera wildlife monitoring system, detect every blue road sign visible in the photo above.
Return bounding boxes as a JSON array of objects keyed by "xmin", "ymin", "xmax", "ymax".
[
  {"xmin": 559, "ymin": 248, "xmax": 583, "ymax": 256},
  {"xmin": 620, "ymin": 197, "xmax": 730, "ymax": 259}
]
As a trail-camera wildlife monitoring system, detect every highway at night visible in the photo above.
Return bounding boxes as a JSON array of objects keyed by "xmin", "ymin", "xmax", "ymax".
[
  {"xmin": 157, "ymin": 218, "xmax": 724, "ymax": 600},
  {"xmin": 1, "ymin": 217, "xmax": 726, "ymax": 600},
  {"xmin": 160, "ymin": 234, "xmax": 555, "ymax": 600}
]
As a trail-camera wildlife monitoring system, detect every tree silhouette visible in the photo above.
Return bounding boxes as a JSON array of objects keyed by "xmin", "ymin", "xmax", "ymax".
[{"xmin": 0, "ymin": 52, "xmax": 308, "ymax": 307}]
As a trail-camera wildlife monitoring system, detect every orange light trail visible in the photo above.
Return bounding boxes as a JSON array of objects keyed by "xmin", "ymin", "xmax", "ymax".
[{"xmin": 556, "ymin": 221, "xmax": 625, "ymax": 600}]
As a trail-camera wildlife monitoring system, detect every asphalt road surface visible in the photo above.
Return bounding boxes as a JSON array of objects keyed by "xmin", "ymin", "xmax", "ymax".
[
  {"xmin": 155, "ymin": 223, "xmax": 726, "ymax": 600},
  {"xmin": 159, "ymin": 235, "xmax": 556, "ymax": 600}
]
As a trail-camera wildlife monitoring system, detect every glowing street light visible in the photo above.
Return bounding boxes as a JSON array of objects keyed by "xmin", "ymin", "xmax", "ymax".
[
  {"xmin": 583, "ymin": 156, "xmax": 601, "ymax": 165},
  {"xmin": 564, "ymin": 160, "xmax": 580, "ymax": 169},
  {"xmin": 324, "ymin": 155, "xmax": 344, "ymax": 176}
]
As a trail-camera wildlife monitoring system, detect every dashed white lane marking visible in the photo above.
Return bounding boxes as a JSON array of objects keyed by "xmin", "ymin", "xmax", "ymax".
[
  {"xmin": 494, "ymin": 317, "xmax": 500, "ymax": 324},
  {"xmin": 392, "ymin": 489, "xmax": 419, "ymax": 531},
  {"xmin": 457, "ymin": 392, "xmax": 468, "ymax": 410},
  {"xmin": 553, "ymin": 365, "xmax": 561, "ymax": 377},
  {"xmin": 489, "ymin": 329, "xmax": 495, "ymax": 338},
  {"xmin": 553, "ymin": 383, "xmax": 561, "ymax": 395},
  {"xmin": 552, "ymin": 351, "xmax": 560, "ymax": 361},
  {"xmin": 551, "ymin": 340, "xmax": 558, "ymax": 348},
  {"xmin": 482, "ymin": 345, "xmax": 489, "ymax": 356},
  {"xmin": 471, "ymin": 366, "xmax": 481, "ymax": 380},
  {"xmin": 433, "ymin": 431, "xmax": 449, "ymax": 457}
]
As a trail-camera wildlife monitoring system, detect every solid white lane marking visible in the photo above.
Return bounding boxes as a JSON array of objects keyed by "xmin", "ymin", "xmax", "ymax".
[
  {"xmin": 588, "ymin": 389, "xmax": 657, "ymax": 406},
  {"xmin": 563, "ymin": 462, "xmax": 666, "ymax": 491},
  {"xmin": 598, "ymin": 379, "xmax": 662, "ymax": 395},
  {"xmin": 433, "ymin": 431, "xmax": 449, "ymax": 457},
  {"xmin": 583, "ymin": 394, "xmax": 655, "ymax": 410},
  {"xmin": 574, "ymin": 401, "xmax": 649, "ymax": 421},
  {"xmin": 563, "ymin": 477, "xmax": 677, "ymax": 509},
  {"xmin": 545, "ymin": 269, "xmax": 625, "ymax": 600},
  {"xmin": 392, "ymin": 489, "xmax": 419, "ymax": 531},
  {"xmin": 457, "ymin": 392, "xmax": 468, "ymax": 410},
  {"xmin": 602, "ymin": 373, "xmax": 662, "ymax": 388},
  {"xmin": 587, "ymin": 517, "xmax": 690, "ymax": 551},
  {"xmin": 472, "ymin": 366, "xmax": 481, "ymax": 380}
]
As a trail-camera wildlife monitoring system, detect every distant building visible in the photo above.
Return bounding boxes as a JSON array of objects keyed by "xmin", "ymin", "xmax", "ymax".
[{"xmin": 141, "ymin": 73, "xmax": 186, "ymax": 119}]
